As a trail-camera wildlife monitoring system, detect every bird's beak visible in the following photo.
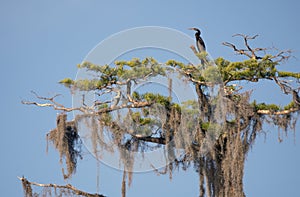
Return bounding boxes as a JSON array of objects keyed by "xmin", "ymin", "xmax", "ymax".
[{"xmin": 188, "ymin": 28, "xmax": 194, "ymax": 31}]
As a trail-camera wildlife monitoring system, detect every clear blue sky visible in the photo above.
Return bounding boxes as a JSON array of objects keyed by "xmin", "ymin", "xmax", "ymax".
[{"xmin": 1, "ymin": 0, "xmax": 300, "ymax": 196}]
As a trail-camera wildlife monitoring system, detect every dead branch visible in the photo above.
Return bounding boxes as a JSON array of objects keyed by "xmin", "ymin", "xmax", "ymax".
[
  {"xmin": 223, "ymin": 34, "xmax": 293, "ymax": 63},
  {"xmin": 18, "ymin": 176, "xmax": 106, "ymax": 197},
  {"xmin": 22, "ymin": 91, "xmax": 90, "ymax": 113},
  {"xmin": 234, "ymin": 33, "xmax": 256, "ymax": 58},
  {"xmin": 269, "ymin": 48, "xmax": 293, "ymax": 63},
  {"xmin": 22, "ymin": 91, "xmax": 154, "ymax": 115},
  {"xmin": 223, "ymin": 34, "xmax": 266, "ymax": 59},
  {"xmin": 222, "ymin": 42, "xmax": 253, "ymax": 59},
  {"xmin": 22, "ymin": 100, "xmax": 87, "ymax": 112},
  {"xmin": 234, "ymin": 34, "xmax": 258, "ymax": 59},
  {"xmin": 273, "ymin": 76, "xmax": 295, "ymax": 95}
]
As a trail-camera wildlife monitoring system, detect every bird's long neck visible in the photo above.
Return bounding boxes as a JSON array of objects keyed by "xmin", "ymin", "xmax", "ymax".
[{"xmin": 195, "ymin": 31, "xmax": 200, "ymax": 40}]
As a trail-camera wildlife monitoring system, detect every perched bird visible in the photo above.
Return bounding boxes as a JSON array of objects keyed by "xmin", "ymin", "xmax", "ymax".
[{"xmin": 189, "ymin": 27, "xmax": 206, "ymax": 53}]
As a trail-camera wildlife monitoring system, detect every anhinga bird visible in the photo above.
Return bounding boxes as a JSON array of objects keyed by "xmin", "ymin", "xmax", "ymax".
[{"xmin": 189, "ymin": 27, "xmax": 206, "ymax": 53}]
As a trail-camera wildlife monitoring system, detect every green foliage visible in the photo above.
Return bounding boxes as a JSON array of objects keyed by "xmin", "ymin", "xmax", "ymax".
[
  {"xmin": 73, "ymin": 79, "xmax": 110, "ymax": 91},
  {"xmin": 132, "ymin": 91, "xmax": 172, "ymax": 108},
  {"xmin": 277, "ymin": 71, "xmax": 300, "ymax": 78},
  {"xmin": 251, "ymin": 100, "xmax": 299, "ymax": 112},
  {"xmin": 172, "ymin": 103, "xmax": 181, "ymax": 112},
  {"xmin": 201, "ymin": 122, "xmax": 210, "ymax": 130},
  {"xmin": 165, "ymin": 59, "xmax": 186, "ymax": 69},
  {"xmin": 143, "ymin": 93, "xmax": 170, "ymax": 106},
  {"xmin": 195, "ymin": 51, "xmax": 209, "ymax": 61},
  {"xmin": 216, "ymin": 55, "xmax": 280, "ymax": 82},
  {"xmin": 284, "ymin": 101, "xmax": 297, "ymax": 110},
  {"xmin": 64, "ymin": 58, "xmax": 171, "ymax": 91},
  {"xmin": 60, "ymin": 55, "xmax": 299, "ymax": 117},
  {"xmin": 251, "ymin": 100, "xmax": 280, "ymax": 111},
  {"xmin": 132, "ymin": 91, "xmax": 141, "ymax": 100},
  {"xmin": 100, "ymin": 112, "xmax": 112, "ymax": 123},
  {"xmin": 59, "ymin": 78, "xmax": 74, "ymax": 88},
  {"xmin": 97, "ymin": 103, "xmax": 109, "ymax": 110},
  {"xmin": 115, "ymin": 57, "xmax": 167, "ymax": 80},
  {"xmin": 131, "ymin": 111, "xmax": 152, "ymax": 126},
  {"xmin": 64, "ymin": 54, "xmax": 299, "ymax": 94},
  {"xmin": 215, "ymin": 57, "xmax": 230, "ymax": 67},
  {"xmin": 201, "ymin": 65, "xmax": 222, "ymax": 83},
  {"xmin": 79, "ymin": 62, "xmax": 113, "ymax": 74},
  {"xmin": 166, "ymin": 59, "xmax": 207, "ymax": 82}
]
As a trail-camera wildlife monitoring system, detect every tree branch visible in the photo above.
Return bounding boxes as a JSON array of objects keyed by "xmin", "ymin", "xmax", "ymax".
[
  {"xmin": 222, "ymin": 41, "xmax": 253, "ymax": 59},
  {"xmin": 223, "ymin": 34, "xmax": 293, "ymax": 63},
  {"xmin": 136, "ymin": 136, "xmax": 166, "ymax": 144},
  {"xmin": 223, "ymin": 34, "xmax": 267, "ymax": 59},
  {"xmin": 21, "ymin": 100, "xmax": 87, "ymax": 112},
  {"xmin": 257, "ymin": 108, "xmax": 299, "ymax": 115},
  {"xmin": 18, "ymin": 176, "xmax": 106, "ymax": 197},
  {"xmin": 233, "ymin": 34, "xmax": 259, "ymax": 58},
  {"xmin": 22, "ymin": 91, "xmax": 154, "ymax": 114},
  {"xmin": 269, "ymin": 47, "xmax": 293, "ymax": 62},
  {"xmin": 22, "ymin": 91, "xmax": 90, "ymax": 113}
]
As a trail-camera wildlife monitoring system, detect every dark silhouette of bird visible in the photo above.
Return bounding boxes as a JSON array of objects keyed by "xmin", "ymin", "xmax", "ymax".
[{"xmin": 189, "ymin": 27, "xmax": 206, "ymax": 53}]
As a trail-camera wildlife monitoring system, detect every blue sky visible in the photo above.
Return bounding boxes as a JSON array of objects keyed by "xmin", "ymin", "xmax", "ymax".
[{"xmin": 1, "ymin": 0, "xmax": 300, "ymax": 196}]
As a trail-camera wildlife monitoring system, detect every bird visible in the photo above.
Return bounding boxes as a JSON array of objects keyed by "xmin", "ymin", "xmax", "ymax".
[{"xmin": 189, "ymin": 27, "xmax": 206, "ymax": 53}]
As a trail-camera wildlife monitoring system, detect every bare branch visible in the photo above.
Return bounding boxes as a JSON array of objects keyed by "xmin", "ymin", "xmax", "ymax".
[
  {"xmin": 234, "ymin": 34, "xmax": 258, "ymax": 59},
  {"xmin": 253, "ymin": 47, "xmax": 268, "ymax": 53},
  {"xmin": 269, "ymin": 48, "xmax": 293, "ymax": 62},
  {"xmin": 273, "ymin": 77, "xmax": 293, "ymax": 94},
  {"xmin": 224, "ymin": 33, "xmax": 293, "ymax": 63},
  {"xmin": 233, "ymin": 34, "xmax": 259, "ymax": 40},
  {"xmin": 222, "ymin": 42, "xmax": 238, "ymax": 51},
  {"xmin": 18, "ymin": 176, "xmax": 105, "ymax": 197},
  {"xmin": 224, "ymin": 34, "xmax": 267, "ymax": 59},
  {"xmin": 222, "ymin": 42, "xmax": 252, "ymax": 59},
  {"xmin": 21, "ymin": 100, "xmax": 86, "ymax": 112},
  {"xmin": 21, "ymin": 99, "xmax": 88, "ymax": 113}
]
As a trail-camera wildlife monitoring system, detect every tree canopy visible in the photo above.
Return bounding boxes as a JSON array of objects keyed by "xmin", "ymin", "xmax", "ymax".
[{"xmin": 21, "ymin": 34, "xmax": 300, "ymax": 197}]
